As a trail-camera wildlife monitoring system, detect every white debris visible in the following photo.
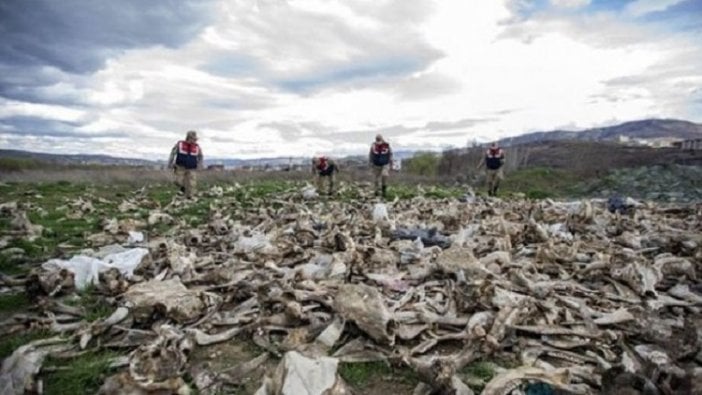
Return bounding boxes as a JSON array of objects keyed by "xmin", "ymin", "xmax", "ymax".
[
  {"xmin": 42, "ymin": 248, "xmax": 149, "ymax": 290},
  {"xmin": 124, "ymin": 278, "xmax": 218, "ymax": 323},
  {"xmin": 301, "ymin": 186, "xmax": 318, "ymax": 200},
  {"xmin": 372, "ymin": 203, "xmax": 389, "ymax": 223},
  {"xmin": 127, "ymin": 231, "xmax": 144, "ymax": 244},
  {"xmin": 257, "ymin": 351, "xmax": 342, "ymax": 395},
  {"xmin": 234, "ymin": 233, "xmax": 278, "ymax": 255},
  {"xmin": 0, "ymin": 338, "xmax": 68, "ymax": 395},
  {"xmin": 548, "ymin": 223, "xmax": 573, "ymax": 241}
]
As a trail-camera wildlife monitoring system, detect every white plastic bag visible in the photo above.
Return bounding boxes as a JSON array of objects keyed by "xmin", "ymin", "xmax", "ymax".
[
  {"xmin": 301, "ymin": 186, "xmax": 318, "ymax": 200},
  {"xmin": 234, "ymin": 233, "xmax": 277, "ymax": 255},
  {"xmin": 42, "ymin": 248, "xmax": 149, "ymax": 290},
  {"xmin": 127, "ymin": 231, "xmax": 144, "ymax": 244},
  {"xmin": 372, "ymin": 203, "xmax": 389, "ymax": 223}
]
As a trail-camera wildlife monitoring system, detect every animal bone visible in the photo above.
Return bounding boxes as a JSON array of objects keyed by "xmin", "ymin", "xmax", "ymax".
[
  {"xmin": 186, "ymin": 327, "xmax": 243, "ymax": 346},
  {"xmin": 0, "ymin": 337, "xmax": 69, "ymax": 395},
  {"xmin": 334, "ymin": 283, "xmax": 395, "ymax": 345}
]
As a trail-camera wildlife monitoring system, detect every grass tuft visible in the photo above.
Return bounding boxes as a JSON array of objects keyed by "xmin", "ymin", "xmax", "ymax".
[
  {"xmin": 77, "ymin": 285, "xmax": 113, "ymax": 322},
  {"xmin": 339, "ymin": 361, "xmax": 392, "ymax": 387},
  {"xmin": 43, "ymin": 350, "xmax": 116, "ymax": 395},
  {"xmin": 0, "ymin": 329, "xmax": 53, "ymax": 359},
  {"xmin": 339, "ymin": 361, "xmax": 419, "ymax": 389},
  {"xmin": 0, "ymin": 292, "xmax": 31, "ymax": 313},
  {"xmin": 461, "ymin": 360, "xmax": 498, "ymax": 392},
  {"xmin": 462, "ymin": 360, "xmax": 496, "ymax": 380}
]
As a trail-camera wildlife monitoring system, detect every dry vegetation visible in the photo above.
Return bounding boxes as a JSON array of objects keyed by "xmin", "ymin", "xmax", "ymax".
[{"xmin": 436, "ymin": 140, "xmax": 702, "ymax": 178}]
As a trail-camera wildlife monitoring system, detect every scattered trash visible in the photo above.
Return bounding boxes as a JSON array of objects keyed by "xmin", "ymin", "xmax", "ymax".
[
  {"xmin": 301, "ymin": 185, "xmax": 318, "ymax": 200},
  {"xmin": 372, "ymin": 203, "xmax": 389, "ymax": 223},
  {"xmin": 0, "ymin": 337, "xmax": 69, "ymax": 395},
  {"xmin": 124, "ymin": 278, "xmax": 220, "ymax": 324},
  {"xmin": 391, "ymin": 227, "xmax": 451, "ymax": 248},
  {"xmin": 255, "ymin": 351, "xmax": 346, "ymax": 395},
  {"xmin": 127, "ymin": 231, "xmax": 144, "ymax": 244},
  {"xmin": 2, "ymin": 184, "xmax": 701, "ymax": 394},
  {"xmin": 41, "ymin": 248, "xmax": 149, "ymax": 290},
  {"xmin": 234, "ymin": 233, "xmax": 277, "ymax": 256},
  {"xmin": 606, "ymin": 195, "xmax": 637, "ymax": 214}
]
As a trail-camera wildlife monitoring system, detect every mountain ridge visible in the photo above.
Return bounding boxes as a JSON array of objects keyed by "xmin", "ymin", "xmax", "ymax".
[
  {"xmin": 2, "ymin": 119, "xmax": 700, "ymax": 167},
  {"xmin": 498, "ymin": 118, "xmax": 702, "ymax": 146}
]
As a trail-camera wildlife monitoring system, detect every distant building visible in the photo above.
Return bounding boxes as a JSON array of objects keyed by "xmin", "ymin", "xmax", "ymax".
[
  {"xmin": 619, "ymin": 136, "xmax": 678, "ymax": 148},
  {"xmin": 674, "ymin": 138, "xmax": 702, "ymax": 150},
  {"xmin": 207, "ymin": 164, "xmax": 225, "ymax": 171}
]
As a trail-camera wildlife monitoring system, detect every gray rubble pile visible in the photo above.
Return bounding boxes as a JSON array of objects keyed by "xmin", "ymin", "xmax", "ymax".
[{"xmin": 1, "ymin": 183, "xmax": 701, "ymax": 394}]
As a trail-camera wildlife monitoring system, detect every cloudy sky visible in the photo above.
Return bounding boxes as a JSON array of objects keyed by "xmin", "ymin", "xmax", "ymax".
[{"xmin": 1, "ymin": 0, "xmax": 701, "ymax": 159}]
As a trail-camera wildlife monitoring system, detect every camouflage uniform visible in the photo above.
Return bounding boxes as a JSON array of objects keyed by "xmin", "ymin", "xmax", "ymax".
[
  {"xmin": 480, "ymin": 144, "xmax": 505, "ymax": 196},
  {"xmin": 369, "ymin": 135, "xmax": 392, "ymax": 197},
  {"xmin": 168, "ymin": 131, "xmax": 203, "ymax": 198},
  {"xmin": 312, "ymin": 156, "xmax": 339, "ymax": 195}
]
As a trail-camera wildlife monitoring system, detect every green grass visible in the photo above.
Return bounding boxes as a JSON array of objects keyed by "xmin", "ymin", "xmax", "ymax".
[
  {"xmin": 462, "ymin": 360, "xmax": 496, "ymax": 381},
  {"xmin": 339, "ymin": 361, "xmax": 419, "ymax": 389},
  {"xmin": 386, "ymin": 184, "xmax": 419, "ymax": 200},
  {"xmin": 0, "ymin": 329, "xmax": 53, "ymax": 359},
  {"xmin": 460, "ymin": 360, "xmax": 500, "ymax": 392},
  {"xmin": 0, "ymin": 157, "xmax": 46, "ymax": 172},
  {"xmin": 337, "ymin": 185, "xmax": 362, "ymax": 202},
  {"xmin": 73, "ymin": 285, "xmax": 113, "ymax": 322},
  {"xmin": 501, "ymin": 167, "xmax": 584, "ymax": 199},
  {"xmin": 147, "ymin": 184, "xmax": 176, "ymax": 207},
  {"xmin": 0, "ymin": 182, "xmax": 106, "ymax": 273},
  {"xmin": 424, "ymin": 186, "xmax": 464, "ymax": 199},
  {"xmin": 0, "ymin": 292, "xmax": 31, "ymax": 314},
  {"xmin": 0, "ymin": 253, "xmax": 30, "ymax": 275},
  {"xmin": 43, "ymin": 350, "xmax": 116, "ymax": 395},
  {"xmin": 339, "ymin": 361, "xmax": 392, "ymax": 387}
]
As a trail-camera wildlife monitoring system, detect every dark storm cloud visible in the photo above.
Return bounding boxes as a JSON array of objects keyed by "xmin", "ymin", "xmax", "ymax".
[
  {"xmin": 0, "ymin": 0, "xmax": 214, "ymax": 104},
  {"xmin": 0, "ymin": 64, "xmax": 88, "ymax": 105},
  {"xmin": 0, "ymin": 0, "xmax": 214, "ymax": 74},
  {"xmin": 0, "ymin": 116, "xmax": 121, "ymax": 138}
]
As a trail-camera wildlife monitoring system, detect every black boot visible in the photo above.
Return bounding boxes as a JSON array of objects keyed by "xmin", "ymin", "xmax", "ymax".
[{"xmin": 381, "ymin": 185, "xmax": 387, "ymax": 198}]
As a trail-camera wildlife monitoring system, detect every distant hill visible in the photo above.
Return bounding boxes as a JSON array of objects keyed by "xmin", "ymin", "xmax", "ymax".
[
  {"xmin": 4, "ymin": 119, "xmax": 700, "ymax": 168},
  {"xmin": 1, "ymin": 149, "xmax": 418, "ymax": 170},
  {"xmin": 0, "ymin": 149, "xmax": 158, "ymax": 167},
  {"xmin": 498, "ymin": 119, "xmax": 702, "ymax": 146}
]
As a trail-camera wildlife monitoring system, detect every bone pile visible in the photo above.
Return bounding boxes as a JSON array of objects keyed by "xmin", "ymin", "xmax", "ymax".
[{"xmin": 1, "ymin": 184, "xmax": 701, "ymax": 394}]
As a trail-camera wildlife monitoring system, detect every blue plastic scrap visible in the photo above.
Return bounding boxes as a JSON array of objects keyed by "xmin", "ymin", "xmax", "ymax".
[{"xmin": 607, "ymin": 196, "xmax": 635, "ymax": 214}]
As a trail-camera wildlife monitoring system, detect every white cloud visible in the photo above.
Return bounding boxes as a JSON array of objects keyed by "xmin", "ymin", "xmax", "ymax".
[
  {"xmin": 550, "ymin": 0, "xmax": 591, "ymax": 8},
  {"xmin": 625, "ymin": 0, "xmax": 686, "ymax": 17},
  {"xmin": 1, "ymin": 0, "xmax": 701, "ymax": 159}
]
